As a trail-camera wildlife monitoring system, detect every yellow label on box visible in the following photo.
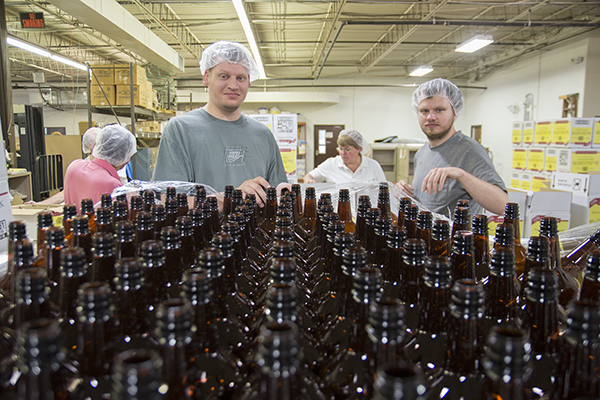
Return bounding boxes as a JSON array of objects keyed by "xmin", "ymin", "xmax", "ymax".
[
  {"xmin": 551, "ymin": 120, "xmax": 570, "ymax": 145},
  {"xmin": 523, "ymin": 128, "xmax": 534, "ymax": 144},
  {"xmin": 527, "ymin": 149, "xmax": 544, "ymax": 172},
  {"xmin": 571, "ymin": 151, "xmax": 600, "ymax": 173},
  {"xmin": 545, "ymin": 154, "xmax": 557, "ymax": 172},
  {"xmin": 535, "ymin": 122, "xmax": 552, "ymax": 145},
  {"xmin": 571, "ymin": 126, "xmax": 593, "ymax": 145},
  {"xmin": 531, "ymin": 176, "xmax": 550, "ymax": 192},
  {"xmin": 512, "ymin": 129, "xmax": 522, "ymax": 145},
  {"xmin": 594, "ymin": 120, "xmax": 600, "ymax": 145},
  {"xmin": 512, "ymin": 149, "xmax": 527, "ymax": 170},
  {"xmin": 521, "ymin": 179, "xmax": 532, "ymax": 190},
  {"xmin": 510, "ymin": 177, "xmax": 521, "ymax": 188},
  {"xmin": 487, "ymin": 215, "xmax": 503, "ymax": 237},
  {"xmin": 590, "ymin": 199, "xmax": 600, "ymax": 223}
]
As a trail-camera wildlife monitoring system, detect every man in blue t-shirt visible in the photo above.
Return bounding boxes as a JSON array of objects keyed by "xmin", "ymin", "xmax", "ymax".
[{"xmin": 395, "ymin": 78, "xmax": 508, "ymax": 218}]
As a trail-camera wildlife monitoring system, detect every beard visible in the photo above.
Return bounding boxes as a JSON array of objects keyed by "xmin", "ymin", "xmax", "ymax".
[{"xmin": 421, "ymin": 122, "xmax": 454, "ymax": 142}]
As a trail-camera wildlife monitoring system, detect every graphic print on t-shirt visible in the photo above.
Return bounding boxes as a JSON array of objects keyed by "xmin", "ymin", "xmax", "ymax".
[{"xmin": 224, "ymin": 146, "xmax": 246, "ymax": 167}]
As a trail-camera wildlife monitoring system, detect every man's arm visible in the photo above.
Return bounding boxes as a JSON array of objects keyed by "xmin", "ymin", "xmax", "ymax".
[{"xmin": 421, "ymin": 167, "xmax": 508, "ymax": 215}]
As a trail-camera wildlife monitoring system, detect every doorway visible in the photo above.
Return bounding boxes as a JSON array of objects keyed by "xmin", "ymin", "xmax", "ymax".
[
  {"xmin": 471, "ymin": 125, "xmax": 482, "ymax": 144},
  {"xmin": 313, "ymin": 124, "xmax": 345, "ymax": 168}
]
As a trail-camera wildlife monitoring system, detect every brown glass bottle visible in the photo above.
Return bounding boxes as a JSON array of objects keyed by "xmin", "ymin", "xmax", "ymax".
[
  {"xmin": 113, "ymin": 257, "xmax": 149, "ymax": 340},
  {"xmin": 187, "ymin": 209, "xmax": 207, "ymax": 255},
  {"xmin": 397, "ymin": 197, "xmax": 412, "ymax": 230},
  {"xmin": 481, "ymin": 325, "xmax": 532, "ymax": 400},
  {"xmin": 503, "ymin": 203, "xmax": 527, "ymax": 277},
  {"xmin": 416, "ymin": 211, "xmax": 432, "ymax": 255},
  {"xmin": 451, "ymin": 230, "xmax": 476, "ymax": 281},
  {"xmin": 400, "ymin": 238, "xmax": 426, "ymax": 331},
  {"xmin": 72, "ymin": 216, "xmax": 93, "ymax": 266},
  {"xmin": 110, "ymin": 349, "xmax": 166, "ymax": 400},
  {"xmin": 15, "ymin": 266, "xmax": 53, "ymax": 329},
  {"xmin": 114, "ymin": 220, "xmax": 136, "ymax": 259},
  {"xmin": 194, "ymin": 185, "xmax": 206, "ymax": 210},
  {"xmin": 36, "ymin": 210, "xmax": 54, "ymax": 258},
  {"xmin": 140, "ymin": 240, "xmax": 168, "ymax": 309},
  {"xmin": 372, "ymin": 362, "xmax": 428, "ymax": 400},
  {"xmin": 176, "ymin": 216, "xmax": 196, "ymax": 270},
  {"xmin": 539, "ymin": 216, "xmax": 580, "ymax": 308},
  {"xmin": 371, "ymin": 216, "xmax": 392, "ymax": 269},
  {"xmin": 484, "ymin": 248, "xmax": 520, "ymax": 327},
  {"xmin": 404, "ymin": 204, "xmax": 419, "ymax": 239},
  {"xmin": 44, "ymin": 226, "xmax": 67, "ymax": 290},
  {"xmin": 208, "ymin": 196, "xmax": 220, "ymax": 234},
  {"xmin": 561, "ymin": 228, "xmax": 600, "ymax": 271},
  {"xmin": 291, "ymin": 183, "xmax": 303, "ymax": 219},
  {"xmin": 428, "ymin": 279, "xmax": 486, "ymax": 400},
  {"xmin": 58, "ymin": 247, "xmax": 88, "ymax": 327},
  {"xmin": 555, "ymin": 300, "xmax": 600, "ymax": 399},
  {"xmin": 176, "ymin": 192, "xmax": 190, "ymax": 217},
  {"xmin": 135, "ymin": 210, "xmax": 154, "ymax": 254},
  {"xmin": 431, "ymin": 219, "xmax": 451, "ymax": 257},
  {"xmin": 377, "ymin": 182, "xmax": 397, "ymax": 225},
  {"xmin": 354, "ymin": 195, "xmax": 371, "ymax": 246},
  {"xmin": 163, "ymin": 198, "xmax": 178, "ymax": 228},
  {"xmin": 451, "ymin": 206, "xmax": 471, "ymax": 243},
  {"xmin": 76, "ymin": 282, "xmax": 115, "ymax": 399},
  {"xmin": 112, "ymin": 200, "xmax": 129, "ymax": 229},
  {"xmin": 580, "ymin": 251, "xmax": 600, "ymax": 302},
  {"xmin": 142, "ymin": 189, "xmax": 156, "ymax": 212},
  {"xmin": 63, "ymin": 203, "xmax": 77, "ymax": 245},
  {"xmin": 409, "ymin": 255, "xmax": 452, "ymax": 376},
  {"xmin": 91, "ymin": 232, "xmax": 116, "ymax": 285},
  {"xmin": 151, "ymin": 204, "xmax": 167, "ymax": 241},
  {"xmin": 4, "ymin": 220, "xmax": 28, "ymax": 292},
  {"xmin": 520, "ymin": 268, "xmax": 560, "ymax": 397},
  {"xmin": 80, "ymin": 198, "xmax": 97, "ymax": 235},
  {"xmin": 257, "ymin": 187, "xmax": 278, "ymax": 240},
  {"xmin": 382, "ymin": 225, "xmax": 406, "ymax": 298},
  {"xmin": 161, "ymin": 226, "xmax": 184, "ymax": 290},
  {"xmin": 520, "ymin": 236, "xmax": 550, "ymax": 302},
  {"xmin": 129, "ymin": 195, "xmax": 143, "ymax": 223},
  {"xmin": 95, "ymin": 206, "xmax": 113, "ymax": 234},
  {"xmin": 362, "ymin": 208, "xmax": 381, "ymax": 263},
  {"xmin": 472, "ymin": 214, "xmax": 490, "ymax": 281},
  {"xmin": 14, "ymin": 319, "xmax": 77, "ymax": 399},
  {"xmin": 100, "ymin": 193, "xmax": 112, "ymax": 209},
  {"xmin": 222, "ymin": 185, "xmax": 234, "ymax": 220},
  {"xmin": 11, "ymin": 239, "xmax": 44, "ymax": 302},
  {"xmin": 337, "ymin": 188, "xmax": 356, "ymax": 233}
]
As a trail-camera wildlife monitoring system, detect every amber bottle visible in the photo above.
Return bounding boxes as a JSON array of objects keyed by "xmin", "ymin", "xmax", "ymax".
[
  {"xmin": 503, "ymin": 203, "xmax": 527, "ymax": 276},
  {"xmin": 95, "ymin": 206, "xmax": 113, "ymax": 234},
  {"xmin": 555, "ymin": 300, "xmax": 600, "ymax": 399},
  {"xmin": 580, "ymin": 251, "xmax": 600, "ymax": 302},
  {"xmin": 114, "ymin": 220, "xmax": 136, "ymax": 259},
  {"xmin": 520, "ymin": 268, "xmax": 560, "ymax": 397},
  {"xmin": 164, "ymin": 198, "xmax": 179, "ymax": 228},
  {"xmin": 354, "ymin": 195, "xmax": 371, "ymax": 246},
  {"xmin": 484, "ymin": 248, "xmax": 520, "ymax": 327},
  {"xmin": 176, "ymin": 216, "xmax": 196, "ymax": 270},
  {"xmin": 451, "ymin": 206, "xmax": 470, "ymax": 243},
  {"xmin": 114, "ymin": 257, "xmax": 149, "ymax": 340},
  {"xmin": 363, "ymin": 208, "xmax": 381, "ymax": 262},
  {"xmin": 382, "ymin": 225, "xmax": 406, "ymax": 298},
  {"xmin": 520, "ymin": 236, "xmax": 550, "ymax": 302},
  {"xmin": 372, "ymin": 362, "xmax": 428, "ymax": 400},
  {"xmin": 431, "ymin": 219, "xmax": 451, "ymax": 257},
  {"xmin": 36, "ymin": 210, "xmax": 54, "ymax": 258},
  {"xmin": 377, "ymin": 182, "xmax": 396, "ymax": 224},
  {"xmin": 451, "ymin": 230, "xmax": 476, "ymax": 281},
  {"xmin": 111, "ymin": 349, "xmax": 166, "ymax": 400},
  {"xmin": 404, "ymin": 204, "xmax": 419, "ymax": 239},
  {"xmin": 11, "ymin": 239, "xmax": 44, "ymax": 302},
  {"xmin": 72, "ymin": 216, "xmax": 93, "ymax": 266},
  {"xmin": 15, "ymin": 266, "xmax": 52, "ymax": 329},
  {"xmin": 222, "ymin": 184, "xmax": 234, "ymax": 219},
  {"xmin": 208, "ymin": 196, "xmax": 220, "ymax": 234},
  {"xmin": 428, "ymin": 279, "xmax": 486, "ymax": 400},
  {"xmin": 142, "ymin": 189, "xmax": 156, "ymax": 212},
  {"xmin": 400, "ymin": 238, "xmax": 426, "ymax": 331},
  {"xmin": 6, "ymin": 220, "xmax": 28, "ymax": 285},
  {"xmin": 91, "ymin": 232, "xmax": 116, "ymax": 285},
  {"xmin": 63, "ymin": 203, "xmax": 77, "ymax": 245},
  {"xmin": 112, "ymin": 200, "xmax": 129, "ymax": 229},
  {"xmin": 100, "ymin": 193, "xmax": 112, "ymax": 209},
  {"xmin": 187, "ymin": 209, "xmax": 207, "ymax": 255},
  {"xmin": 151, "ymin": 204, "xmax": 167, "ymax": 241},
  {"xmin": 194, "ymin": 185, "xmax": 207, "ymax": 210},
  {"xmin": 337, "ymin": 188, "xmax": 356, "ymax": 233},
  {"xmin": 409, "ymin": 255, "xmax": 452, "ymax": 376},
  {"xmin": 58, "ymin": 247, "xmax": 88, "ymax": 326},
  {"xmin": 397, "ymin": 197, "xmax": 412, "ymax": 229},
  {"xmin": 561, "ymin": 228, "xmax": 600, "ymax": 271},
  {"xmin": 371, "ymin": 216, "xmax": 392, "ymax": 269},
  {"xmin": 481, "ymin": 325, "xmax": 532, "ymax": 400},
  {"xmin": 177, "ymin": 192, "xmax": 190, "ymax": 218},
  {"xmin": 161, "ymin": 226, "xmax": 184, "ymax": 290},
  {"xmin": 257, "ymin": 187, "xmax": 278, "ymax": 240},
  {"xmin": 416, "ymin": 211, "xmax": 432, "ymax": 255},
  {"xmin": 14, "ymin": 319, "xmax": 77, "ymax": 399},
  {"xmin": 291, "ymin": 183, "xmax": 303, "ymax": 220},
  {"xmin": 139, "ymin": 240, "xmax": 168, "ymax": 309},
  {"xmin": 76, "ymin": 282, "xmax": 115, "ymax": 398},
  {"xmin": 135, "ymin": 211, "xmax": 154, "ymax": 254},
  {"xmin": 44, "ymin": 226, "xmax": 67, "ymax": 289},
  {"xmin": 472, "ymin": 214, "xmax": 490, "ymax": 280},
  {"xmin": 129, "ymin": 195, "xmax": 143, "ymax": 223}
]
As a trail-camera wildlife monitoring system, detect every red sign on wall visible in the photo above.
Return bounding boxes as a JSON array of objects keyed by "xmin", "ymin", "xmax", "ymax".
[{"xmin": 20, "ymin": 13, "xmax": 45, "ymax": 29}]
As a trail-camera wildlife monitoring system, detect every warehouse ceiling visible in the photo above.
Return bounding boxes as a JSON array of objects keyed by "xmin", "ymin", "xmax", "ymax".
[{"xmin": 5, "ymin": 0, "xmax": 600, "ymax": 87}]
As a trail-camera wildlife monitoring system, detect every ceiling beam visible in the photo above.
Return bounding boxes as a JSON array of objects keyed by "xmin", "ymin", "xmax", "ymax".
[{"xmin": 311, "ymin": 0, "xmax": 347, "ymax": 78}]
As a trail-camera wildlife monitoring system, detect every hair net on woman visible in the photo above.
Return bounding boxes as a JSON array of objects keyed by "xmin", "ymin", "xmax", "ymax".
[
  {"xmin": 92, "ymin": 124, "xmax": 137, "ymax": 167},
  {"xmin": 199, "ymin": 41, "xmax": 260, "ymax": 82},
  {"xmin": 411, "ymin": 78, "xmax": 464, "ymax": 116},
  {"xmin": 82, "ymin": 127, "xmax": 101, "ymax": 154},
  {"xmin": 338, "ymin": 129, "xmax": 369, "ymax": 155}
]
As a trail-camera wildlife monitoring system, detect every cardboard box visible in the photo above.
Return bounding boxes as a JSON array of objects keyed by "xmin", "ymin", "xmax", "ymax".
[
  {"xmin": 78, "ymin": 121, "xmax": 97, "ymax": 135},
  {"xmin": 524, "ymin": 189, "xmax": 571, "ymax": 237},
  {"xmin": 90, "ymin": 64, "xmax": 115, "ymax": 86},
  {"xmin": 116, "ymin": 84, "xmax": 149, "ymax": 107},
  {"xmin": 534, "ymin": 121, "xmax": 552, "ymax": 146},
  {"xmin": 551, "ymin": 172, "xmax": 600, "ymax": 227},
  {"xmin": 486, "ymin": 189, "xmax": 527, "ymax": 237},
  {"xmin": 570, "ymin": 149, "xmax": 600, "ymax": 174},
  {"xmin": 90, "ymin": 84, "xmax": 115, "ymax": 106},
  {"xmin": 551, "ymin": 118, "xmax": 594, "ymax": 147},
  {"xmin": 512, "ymin": 122, "xmax": 523, "ymax": 146},
  {"xmin": 527, "ymin": 147, "xmax": 545, "ymax": 172},
  {"xmin": 114, "ymin": 64, "xmax": 147, "ymax": 86},
  {"xmin": 523, "ymin": 121, "xmax": 535, "ymax": 145},
  {"xmin": 138, "ymin": 121, "xmax": 162, "ymax": 133},
  {"xmin": 512, "ymin": 148, "xmax": 527, "ymax": 170},
  {"xmin": 545, "ymin": 147, "xmax": 571, "ymax": 173},
  {"xmin": 531, "ymin": 173, "xmax": 551, "ymax": 192}
]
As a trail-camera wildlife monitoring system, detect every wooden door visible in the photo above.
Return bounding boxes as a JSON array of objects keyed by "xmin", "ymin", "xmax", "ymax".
[
  {"xmin": 313, "ymin": 124, "xmax": 344, "ymax": 167},
  {"xmin": 471, "ymin": 125, "xmax": 482, "ymax": 144}
]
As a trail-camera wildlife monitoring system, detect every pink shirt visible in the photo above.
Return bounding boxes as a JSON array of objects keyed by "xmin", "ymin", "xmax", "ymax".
[{"xmin": 64, "ymin": 158, "xmax": 122, "ymax": 210}]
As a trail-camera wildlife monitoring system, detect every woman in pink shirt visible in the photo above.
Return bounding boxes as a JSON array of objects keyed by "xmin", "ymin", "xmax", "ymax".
[{"xmin": 64, "ymin": 124, "xmax": 136, "ymax": 210}]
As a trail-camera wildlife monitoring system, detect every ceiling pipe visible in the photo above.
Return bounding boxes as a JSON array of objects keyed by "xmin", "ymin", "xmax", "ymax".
[{"xmin": 345, "ymin": 19, "xmax": 600, "ymax": 28}]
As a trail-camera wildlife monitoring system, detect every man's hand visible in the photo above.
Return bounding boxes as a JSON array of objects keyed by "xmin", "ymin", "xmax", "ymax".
[
  {"xmin": 237, "ymin": 176, "xmax": 271, "ymax": 207},
  {"xmin": 276, "ymin": 182, "xmax": 292, "ymax": 197},
  {"xmin": 421, "ymin": 167, "xmax": 463, "ymax": 195},
  {"xmin": 303, "ymin": 173, "xmax": 317, "ymax": 184},
  {"xmin": 395, "ymin": 180, "xmax": 414, "ymax": 197}
]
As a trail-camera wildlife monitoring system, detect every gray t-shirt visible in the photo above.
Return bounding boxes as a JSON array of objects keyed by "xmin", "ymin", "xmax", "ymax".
[
  {"xmin": 153, "ymin": 108, "xmax": 288, "ymax": 192},
  {"xmin": 412, "ymin": 131, "xmax": 506, "ymax": 218}
]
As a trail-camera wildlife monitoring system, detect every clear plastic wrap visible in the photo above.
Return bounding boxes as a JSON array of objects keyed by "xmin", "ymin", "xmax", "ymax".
[
  {"xmin": 110, "ymin": 180, "xmax": 220, "ymax": 207},
  {"xmin": 556, "ymin": 221, "xmax": 600, "ymax": 257}
]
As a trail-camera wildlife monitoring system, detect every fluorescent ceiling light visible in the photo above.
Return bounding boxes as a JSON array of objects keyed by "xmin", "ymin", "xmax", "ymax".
[
  {"xmin": 7, "ymin": 36, "xmax": 88, "ymax": 72},
  {"xmin": 455, "ymin": 34, "xmax": 494, "ymax": 53},
  {"xmin": 409, "ymin": 65, "xmax": 434, "ymax": 77},
  {"xmin": 7, "ymin": 36, "xmax": 51, "ymax": 58},
  {"xmin": 232, "ymin": 0, "xmax": 267, "ymax": 79}
]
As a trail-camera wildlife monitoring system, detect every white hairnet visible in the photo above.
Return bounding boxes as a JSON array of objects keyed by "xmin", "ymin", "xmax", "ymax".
[
  {"xmin": 338, "ymin": 129, "xmax": 369, "ymax": 155},
  {"xmin": 412, "ymin": 78, "xmax": 464, "ymax": 116},
  {"xmin": 199, "ymin": 41, "xmax": 260, "ymax": 82},
  {"xmin": 92, "ymin": 124, "xmax": 137, "ymax": 167},
  {"xmin": 82, "ymin": 127, "xmax": 101, "ymax": 154}
]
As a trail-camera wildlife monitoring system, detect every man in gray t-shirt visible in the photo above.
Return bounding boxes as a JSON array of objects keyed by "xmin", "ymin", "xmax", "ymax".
[
  {"xmin": 153, "ymin": 41, "xmax": 288, "ymax": 206},
  {"xmin": 396, "ymin": 78, "xmax": 507, "ymax": 218}
]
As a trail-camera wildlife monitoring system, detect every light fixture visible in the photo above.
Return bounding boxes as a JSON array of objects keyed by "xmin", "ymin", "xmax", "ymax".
[
  {"xmin": 409, "ymin": 65, "xmax": 434, "ymax": 77},
  {"xmin": 6, "ymin": 36, "xmax": 88, "ymax": 71},
  {"xmin": 455, "ymin": 34, "xmax": 494, "ymax": 53},
  {"xmin": 232, "ymin": 0, "xmax": 267, "ymax": 79}
]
